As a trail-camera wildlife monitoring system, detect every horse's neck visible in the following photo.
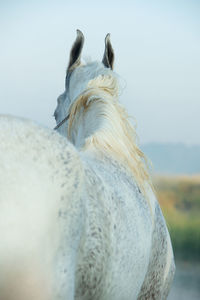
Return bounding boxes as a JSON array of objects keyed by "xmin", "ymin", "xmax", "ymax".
[
  {"xmin": 67, "ymin": 90, "xmax": 151, "ymax": 199},
  {"xmin": 69, "ymin": 98, "xmax": 109, "ymax": 150}
]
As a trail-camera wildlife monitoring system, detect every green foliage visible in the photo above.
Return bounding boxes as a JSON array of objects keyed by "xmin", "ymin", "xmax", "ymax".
[{"xmin": 154, "ymin": 176, "xmax": 200, "ymax": 261}]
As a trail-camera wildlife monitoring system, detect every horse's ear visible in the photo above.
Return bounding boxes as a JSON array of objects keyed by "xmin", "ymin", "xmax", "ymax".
[
  {"xmin": 102, "ymin": 33, "xmax": 114, "ymax": 70},
  {"xmin": 67, "ymin": 29, "xmax": 84, "ymax": 72}
]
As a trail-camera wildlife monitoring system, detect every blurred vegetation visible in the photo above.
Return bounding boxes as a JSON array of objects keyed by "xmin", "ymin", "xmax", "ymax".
[{"xmin": 154, "ymin": 175, "xmax": 200, "ymax": 261}]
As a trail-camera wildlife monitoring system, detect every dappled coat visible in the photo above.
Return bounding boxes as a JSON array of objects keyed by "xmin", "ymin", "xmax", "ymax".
[{"xmin": 0, "ymin": 30, "xmax": 175, "ymax": 300}]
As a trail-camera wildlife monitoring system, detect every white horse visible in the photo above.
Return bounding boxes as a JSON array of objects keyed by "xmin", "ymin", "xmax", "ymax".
[{"xmin": 0, "ymin": 30, "xmax": 175, "ymax": 300}]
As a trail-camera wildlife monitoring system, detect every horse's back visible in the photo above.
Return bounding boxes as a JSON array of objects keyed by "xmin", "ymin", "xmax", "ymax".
[
  {"xmin": 0, "ymin": 115, "xmax": 84, "ymax": 300},
  {"xmin": 0, "ymin": 116, "xmax": 174, "ymax": 299}
]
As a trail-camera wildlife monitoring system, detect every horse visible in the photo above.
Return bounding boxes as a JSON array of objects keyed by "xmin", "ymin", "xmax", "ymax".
[{"xmin": 0, "ymin": 30, "xmax": 175, "ymax": 300}]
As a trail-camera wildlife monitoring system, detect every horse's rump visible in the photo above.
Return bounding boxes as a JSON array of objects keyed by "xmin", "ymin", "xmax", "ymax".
[{"xmin": 0, "ymin": 115, "xmax": 84, "ymax": 300}]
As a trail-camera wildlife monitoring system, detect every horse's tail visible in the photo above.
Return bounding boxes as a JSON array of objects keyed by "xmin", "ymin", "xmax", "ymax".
[{"xmin": 0, "ymin": 116, "xmax": 84, "ymax": 300}]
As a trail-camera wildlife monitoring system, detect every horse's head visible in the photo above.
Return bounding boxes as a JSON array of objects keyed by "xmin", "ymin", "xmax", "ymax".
[{"xmin": 54, "ymin": 30, "xmax": 115, "ymax": 137}]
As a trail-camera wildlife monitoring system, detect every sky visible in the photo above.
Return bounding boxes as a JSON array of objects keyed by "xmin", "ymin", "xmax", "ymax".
[{"xmin": 0, "ymin": 0, "xmax": 200, "ymax": 145}]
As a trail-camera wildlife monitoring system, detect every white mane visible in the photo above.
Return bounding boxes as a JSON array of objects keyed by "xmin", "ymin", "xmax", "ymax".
[{"xmin": 67, "ymin": 71, "xmax": 152, "ymax": 196}]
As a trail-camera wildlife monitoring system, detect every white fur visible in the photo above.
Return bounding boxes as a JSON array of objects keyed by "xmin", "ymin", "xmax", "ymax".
[
  {"xmin": 0, "ymin": 116, "xmax": 84, "ymax": 300},
  {"xmin": 0, "ymin": 59, "xmax": 175, "ymax": 299}
]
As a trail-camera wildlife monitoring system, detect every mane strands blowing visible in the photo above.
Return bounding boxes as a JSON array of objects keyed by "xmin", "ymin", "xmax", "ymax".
[
  {"xmin": 67, "ymin": 73, "xmax": 151, "ymax": 197},
  {"xmin": 0, "ymin": 30, "xmax": 175, "ymax": 300}
]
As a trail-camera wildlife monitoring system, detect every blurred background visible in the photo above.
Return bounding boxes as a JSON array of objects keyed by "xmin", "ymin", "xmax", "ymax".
[{"xmin": 0, "ymin": 0, "xmax": 200, "ymax": 298}]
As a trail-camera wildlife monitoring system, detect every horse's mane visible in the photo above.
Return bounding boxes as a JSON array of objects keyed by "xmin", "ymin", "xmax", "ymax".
[{"xmin": 67, "ymin": 72, "xmax": 152, "ymax": 196}]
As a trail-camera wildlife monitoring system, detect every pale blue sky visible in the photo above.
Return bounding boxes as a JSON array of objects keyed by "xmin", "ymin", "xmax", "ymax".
[{"xmin": 0, "ymin": 0, "xmax": 200, "ymax": 145}]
